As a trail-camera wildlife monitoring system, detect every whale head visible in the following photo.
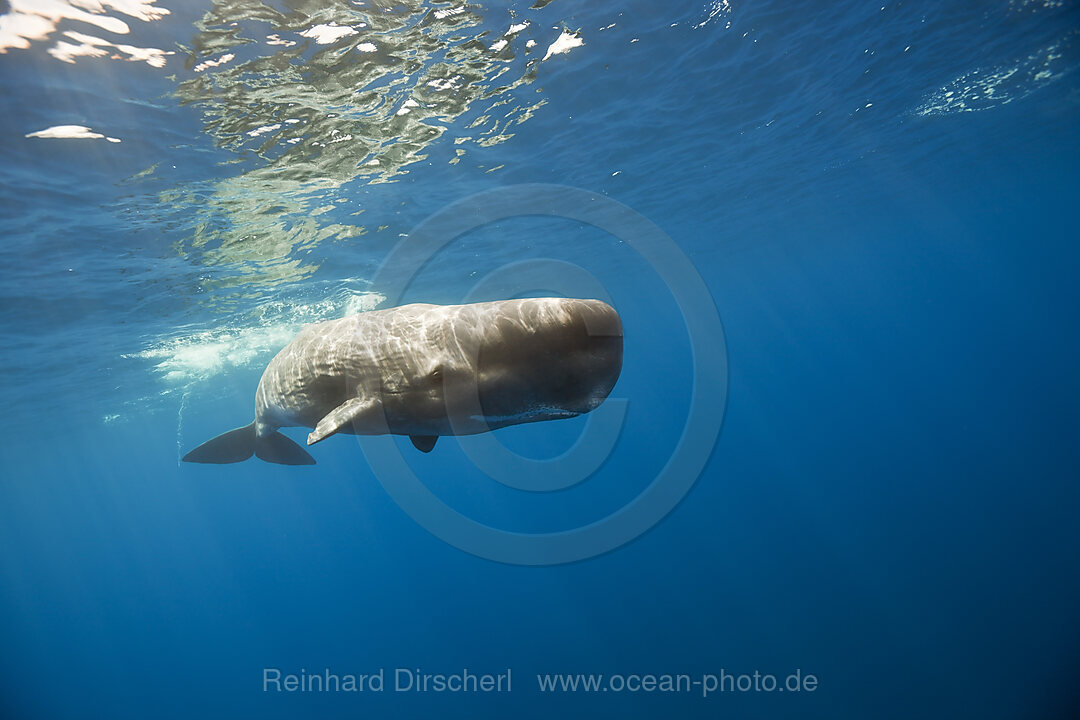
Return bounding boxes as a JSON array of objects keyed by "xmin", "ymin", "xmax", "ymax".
[{"xmin": 463, "ymin": 297, "xmax": 623, "ymax": 428}]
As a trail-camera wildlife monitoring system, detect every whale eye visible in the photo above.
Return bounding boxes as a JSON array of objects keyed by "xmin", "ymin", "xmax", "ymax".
[{"xmin": 429, "ymin": 366, "xmax": 443, "ymax": 383}]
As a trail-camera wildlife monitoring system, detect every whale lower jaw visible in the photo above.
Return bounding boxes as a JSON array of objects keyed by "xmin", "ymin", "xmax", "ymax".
[{"xmin": 469, "ymin": 408, "xmax": 580, "ymax": 425}]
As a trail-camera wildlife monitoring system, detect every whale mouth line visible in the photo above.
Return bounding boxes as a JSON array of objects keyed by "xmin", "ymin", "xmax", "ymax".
[{"xmin": 469, "ymin": 408, "xmax": 581, "ymax": 424}]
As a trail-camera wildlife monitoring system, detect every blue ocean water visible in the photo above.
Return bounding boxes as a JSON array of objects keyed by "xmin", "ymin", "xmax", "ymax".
[{"xmin": 2, "ymin": 0, "xmax": 1079, "ymax": 717}]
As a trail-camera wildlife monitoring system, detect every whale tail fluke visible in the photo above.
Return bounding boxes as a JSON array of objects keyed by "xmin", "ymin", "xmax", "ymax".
[
  {"xmin": 182, "ymin": 423, "xmax": 256, "ymax": 464},
  {"xmin": 255, "ymin": 430, "xmax": 316, "ymax": 465},
  {"xmin": 182, "ymin": 423, "xmax": 315, "ymax": 465}
]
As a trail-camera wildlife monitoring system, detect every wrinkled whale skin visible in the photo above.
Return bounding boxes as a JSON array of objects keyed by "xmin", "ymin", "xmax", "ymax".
[{"xmin": 182, "ymin": 298, "xmax": 622, "ymax": 465}]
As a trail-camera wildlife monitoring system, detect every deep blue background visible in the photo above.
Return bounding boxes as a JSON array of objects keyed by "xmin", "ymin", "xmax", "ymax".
[{"xmin": 2, "ymin": 1, "xmax": 1079, "ymax": 718}]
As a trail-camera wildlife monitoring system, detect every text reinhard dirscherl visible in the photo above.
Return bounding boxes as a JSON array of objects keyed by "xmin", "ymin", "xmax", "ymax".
[
  {"xmin": 263, "ymin": 668, "xmax": 512, "ymax": 693},
  {"xmin": 262, "ymin": 668, "xmax": 819, "ymax": 697}
]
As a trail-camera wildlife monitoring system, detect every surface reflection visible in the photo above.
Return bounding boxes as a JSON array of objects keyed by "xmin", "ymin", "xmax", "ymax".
[{"xmin": 169, "ymin": 0, "xmax": 573, "ymax": 290}]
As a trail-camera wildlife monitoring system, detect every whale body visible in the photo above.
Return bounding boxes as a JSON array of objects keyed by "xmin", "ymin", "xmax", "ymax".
[{"xmin": 182, "ymin": 298, "xmax": 623, "ymax": 465}]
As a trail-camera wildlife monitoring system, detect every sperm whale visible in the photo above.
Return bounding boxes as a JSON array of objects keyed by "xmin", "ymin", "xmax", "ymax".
[{"xmin": 182, "ymin": 298, "xmax": 623, "ymax": 464}]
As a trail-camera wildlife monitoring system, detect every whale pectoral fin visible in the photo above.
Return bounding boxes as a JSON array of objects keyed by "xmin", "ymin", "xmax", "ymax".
[
  {"xmin": 410, "ymin": 435, "xmax": 438, "ymax": 453},
  {"xmin": 256, "ymin": 431, "xmax": 316, "ymax": 465},
  {"xmin": 307, "ymin": 396, "xmax": 380, "ymax": 446},
  {"xmin": 183, "ymin": 423, "xmax": 256, "ymax": 463}
]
